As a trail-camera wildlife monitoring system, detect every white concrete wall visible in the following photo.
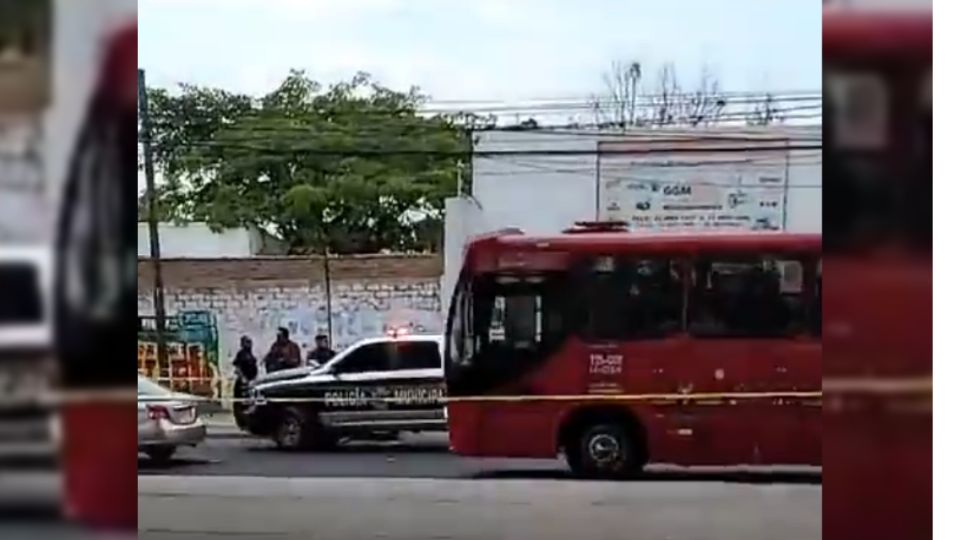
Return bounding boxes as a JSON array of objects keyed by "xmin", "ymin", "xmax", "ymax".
[
  {"xmin": 472, "ymin": 130, "xmax": 599, "ymax": 235},
  {"xmin": 137, "ymin": 223, "xmax": 262, "ymax": 258},
  {"xmin": 470, "ymin": 127, "xmax": 822, "ymax": 236},
  {"xmin": 782, "ymin": 149, "xmax": 822, "ymax": 233},
  {"xmin": 441, "ymin": 197, "xmax": 486, "ymax": 318}
]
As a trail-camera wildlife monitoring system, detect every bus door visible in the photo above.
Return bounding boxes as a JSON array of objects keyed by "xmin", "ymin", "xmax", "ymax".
[
  {"xmin": 687, "ymin": 253, "xmax": 821, "ymax": 466},
  {"xmin": 462, "ymin": 270, "xmax": 572, "ymax": 457}
]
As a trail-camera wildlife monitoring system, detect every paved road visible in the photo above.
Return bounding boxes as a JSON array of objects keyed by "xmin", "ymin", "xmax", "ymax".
[
  {"xmin": 136, "ymin": 435, "xmax": 821, "ymax": 539},
  {"xmin": 141, "ymin": 433, "xmax": 564, "ymax": 479},
  {"xmin": 138, "ymin": 433, "xmax": 822, "ymax": 484},
  {"xmin": 139, "ymin": 475, "xmax": 821, "ymax": 540},
  {"xmin": 0, "ymin": 435, "xmax": 820, "ymax": 538}
]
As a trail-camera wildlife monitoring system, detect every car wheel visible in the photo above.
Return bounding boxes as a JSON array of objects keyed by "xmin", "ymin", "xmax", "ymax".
[
  {"xmin": 145, "ymin": 446, "xmax": 176, "ymax": 464},
  {"xmin": 565, "ymin": 423, "xmax": 639, "ymax": 479},
  {"xmin": 273, "ymin": 408, "xmax": 318, "ymax": 451}
]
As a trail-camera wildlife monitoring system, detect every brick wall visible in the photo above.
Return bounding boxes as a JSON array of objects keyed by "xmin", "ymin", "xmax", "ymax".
[
  {"xmin": 138, "ymin": 254, "xmax": 443, "ymax": 289},
  {"xmin": 138, "ymin": 254, "xmax": 444, "ymax": 399}
]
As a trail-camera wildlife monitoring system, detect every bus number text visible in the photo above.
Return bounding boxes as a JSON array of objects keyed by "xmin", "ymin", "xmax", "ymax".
[{"xmin": 589, "ymin": 354, "xmax": 623, "ymax": 376}]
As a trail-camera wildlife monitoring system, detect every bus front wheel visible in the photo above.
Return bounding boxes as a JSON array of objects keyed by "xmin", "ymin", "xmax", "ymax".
[{"xmin": 565, "ymin": 422, "xmax": 641, "ymax": 479}]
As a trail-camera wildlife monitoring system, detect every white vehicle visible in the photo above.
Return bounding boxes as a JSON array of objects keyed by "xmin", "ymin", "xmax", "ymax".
[
  {"xmin": 241, "ymin": 334, "xmax": 446, "ymax": 450},
  {"xmin": 0, "ymin": 247, "xmax": 55, "ymax": 462},
  {"xmin": 137, "ymin": 376, "xmax": 207, "ymax": 463}
]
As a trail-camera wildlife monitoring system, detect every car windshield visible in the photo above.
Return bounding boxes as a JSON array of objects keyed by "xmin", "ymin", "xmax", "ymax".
[{"xmin": 138, "ymin": 377, "xmax": 171, "ymax": 397}]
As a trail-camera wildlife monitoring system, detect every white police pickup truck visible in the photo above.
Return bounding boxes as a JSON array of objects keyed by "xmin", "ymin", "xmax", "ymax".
[{"xmin": 240, "ymin": 334, "xmax": 446, "ymax": 450}]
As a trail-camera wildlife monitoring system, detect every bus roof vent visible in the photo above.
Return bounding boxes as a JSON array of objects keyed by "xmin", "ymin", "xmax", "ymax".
[{"xmin": 563, "ymin": 221, "xmax": 629, "ymax": 234}]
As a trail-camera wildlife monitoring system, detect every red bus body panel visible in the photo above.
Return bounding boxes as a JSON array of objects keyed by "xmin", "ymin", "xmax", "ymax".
[
  {"xmin": 59, "ymin": 22, "xmax": 138, "ymax": 531},
  {"xmin": 448, "ymin": 232, "xmax": 821, "ymax": 467},
  {"xmin": 823, "ymin": 8, "xmax": 931, "ymax": 540}
]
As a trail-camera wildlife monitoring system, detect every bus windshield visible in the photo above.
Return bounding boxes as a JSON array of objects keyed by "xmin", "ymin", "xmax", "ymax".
[{"xmin": 446, "ymin": 271, "xmax": 568, "ymax": 391}]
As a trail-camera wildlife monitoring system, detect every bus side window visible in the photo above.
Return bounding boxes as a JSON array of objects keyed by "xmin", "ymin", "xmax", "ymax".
[
  {"xmin": 689, "ymin": 256, "xmax": 807, "ymax": 339},
  {"xmin": 579, "ymin": 256, "xmax": 683, "ymax": 340}
]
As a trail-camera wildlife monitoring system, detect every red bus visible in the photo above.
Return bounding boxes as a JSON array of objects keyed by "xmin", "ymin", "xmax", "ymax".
[
  {"xmin": 822, "ymin": 7, "xmax": 931, "ymax": 540},
  {"xmin": 444, "ymin": 226, "xmax": 821, "ymax": 477}
]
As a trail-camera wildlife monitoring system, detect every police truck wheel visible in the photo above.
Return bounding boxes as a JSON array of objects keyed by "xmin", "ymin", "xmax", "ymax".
[
  {"xmin": 274, "ymin": 408, "xmax": 315, "ymax": 451},
  {"xmin": 566, "ymin": 423, "xmax": 638, "ymax": 478}
]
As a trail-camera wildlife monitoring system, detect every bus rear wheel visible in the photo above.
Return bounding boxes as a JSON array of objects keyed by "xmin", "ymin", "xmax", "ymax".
[{"xmin": 565, "ymin": 422, "xmax": 641, "ymax": 479}]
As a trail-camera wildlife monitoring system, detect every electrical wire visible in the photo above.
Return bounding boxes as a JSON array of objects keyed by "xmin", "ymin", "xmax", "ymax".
[{"xmin": 151, "ymin": 140, "xmax": 822, "ymax": 157}]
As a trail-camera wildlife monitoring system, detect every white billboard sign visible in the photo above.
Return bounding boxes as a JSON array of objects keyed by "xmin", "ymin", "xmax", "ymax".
[{"xmin": 598, "ymin": 139, "xmax": 789, "ymax": 233}]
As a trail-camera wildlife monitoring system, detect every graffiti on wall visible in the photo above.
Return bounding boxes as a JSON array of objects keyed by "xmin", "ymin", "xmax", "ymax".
[
  {"xmin": 137, "ymin": 310, "xmax": 222, "ymax": 398},
  {"xmin": 137, "ymin": 283, "xmax": 445, "ymax": 404}
]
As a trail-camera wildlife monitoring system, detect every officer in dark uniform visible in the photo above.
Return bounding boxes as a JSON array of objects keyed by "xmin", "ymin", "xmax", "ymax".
[
  {"xmin": 306, "ymin": 334, "xmax": 336, "ymax": 366},
  {"xmin": 232, "ymin": 336, "xmax": 258, "ymax": 428}
]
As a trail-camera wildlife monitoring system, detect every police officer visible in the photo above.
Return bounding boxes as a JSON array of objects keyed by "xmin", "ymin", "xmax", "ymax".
[
  {"xmin": 264, "ymin": 327, "xmax": 301, "ymax": 373},
  {"xmin": 306, "ymin": 334, "xmax": 336, "ymax": 366},
  {"xmin": 232, "ymin": 336, "xmax": 258, "ymax": 381}
]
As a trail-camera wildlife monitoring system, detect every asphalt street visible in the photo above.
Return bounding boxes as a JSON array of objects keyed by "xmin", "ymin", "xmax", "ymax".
[
  {"xmin": 140, "ymin": 432, "xmax": 569, "ymax": 479},
  {"xmin": 0, "ymin": 433, "xmax": 822, "ymax": 538},
  {"xmin": 139, "ymin": 474, "xmax": 822, "ymax": 540},
  {"xmin": 138, "ymin": 432, "xmax": 823, "ymax": 484},
  {"xmin": 134, "ymin": 433, "xmax": 822, "ymax": 539}
]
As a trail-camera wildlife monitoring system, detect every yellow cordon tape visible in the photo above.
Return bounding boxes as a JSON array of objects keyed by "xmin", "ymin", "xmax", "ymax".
[
  {"xmin": 443, "ymin": 391, "xmax": 823, "ymax": 403},
  {"xmin": 821, "ymin": 376, "xmax": 932, "ymax": 395},
  {"xmin": 0, "ymin": 389, "xmax": 824, "ymax": 408},
  {"xmin": 3, "ymin": 376, "xmax": 928, "ymax": 410}
]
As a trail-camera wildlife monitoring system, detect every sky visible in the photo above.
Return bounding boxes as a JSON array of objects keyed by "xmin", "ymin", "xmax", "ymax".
[{"xmin": 138, "ymin": 0, "xmax": 822, "ymax": 104}]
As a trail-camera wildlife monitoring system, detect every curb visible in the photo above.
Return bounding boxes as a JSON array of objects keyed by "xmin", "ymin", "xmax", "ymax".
[
  {"xmin": 207, "ymin": 432, "xmax": 254, "ymax": 440},
  {"xmin": 204, "ymin": 423, "xmax": 253, "ymax": 440},
  {"xmin": 207, "ymin": 425, "xmax": 256, "ymax": 439}
]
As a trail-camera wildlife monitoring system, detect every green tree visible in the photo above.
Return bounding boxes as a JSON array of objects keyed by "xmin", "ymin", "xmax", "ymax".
[{"xmin": 142, "ymin": 70, "xmax": 486, "ymax": 254}]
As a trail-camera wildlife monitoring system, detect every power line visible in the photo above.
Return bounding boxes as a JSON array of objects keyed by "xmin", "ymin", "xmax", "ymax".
[
  {"xmin": 177, "ymin": 110, "xmax": 823, "ymax": 143},
  {"xmin": 492, "ymin": 156, "xmax": 824, "ymax": 171},
  {"xmin": 418, "ymin": 96, "xmax": 823, "ymax": 115},
  {"xmin": 421, "ymin": 89, "xmax": 822, "ymax": 105},
  {"xmin": 146, "ymin": 95, "xmax": 820, "ymax": 126},
  {"xmin": 155, "ymin": 141, "xmax": 822, "ymax": 157}
]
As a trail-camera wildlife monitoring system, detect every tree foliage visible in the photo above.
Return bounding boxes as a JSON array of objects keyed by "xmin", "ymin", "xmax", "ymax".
[{"xmin": 141, "ymin": 70, "xmax": 478, "ymax": 254}]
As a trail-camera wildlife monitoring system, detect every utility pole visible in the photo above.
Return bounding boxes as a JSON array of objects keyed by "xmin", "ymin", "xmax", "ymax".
[
  {"xmin": 323, "ymin": 246, "xmax": 333, "ymax": 347},
  {"xmin": 594, "ymin": 143, "xmax": 602, "ymax": 220},
  {"xmin": 456, "ymin": 160, "xmax": 464, "ymax": 196},
  {"xmin": 138, "ymin": 68, "xmax": 167, "ymax": 367}
]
